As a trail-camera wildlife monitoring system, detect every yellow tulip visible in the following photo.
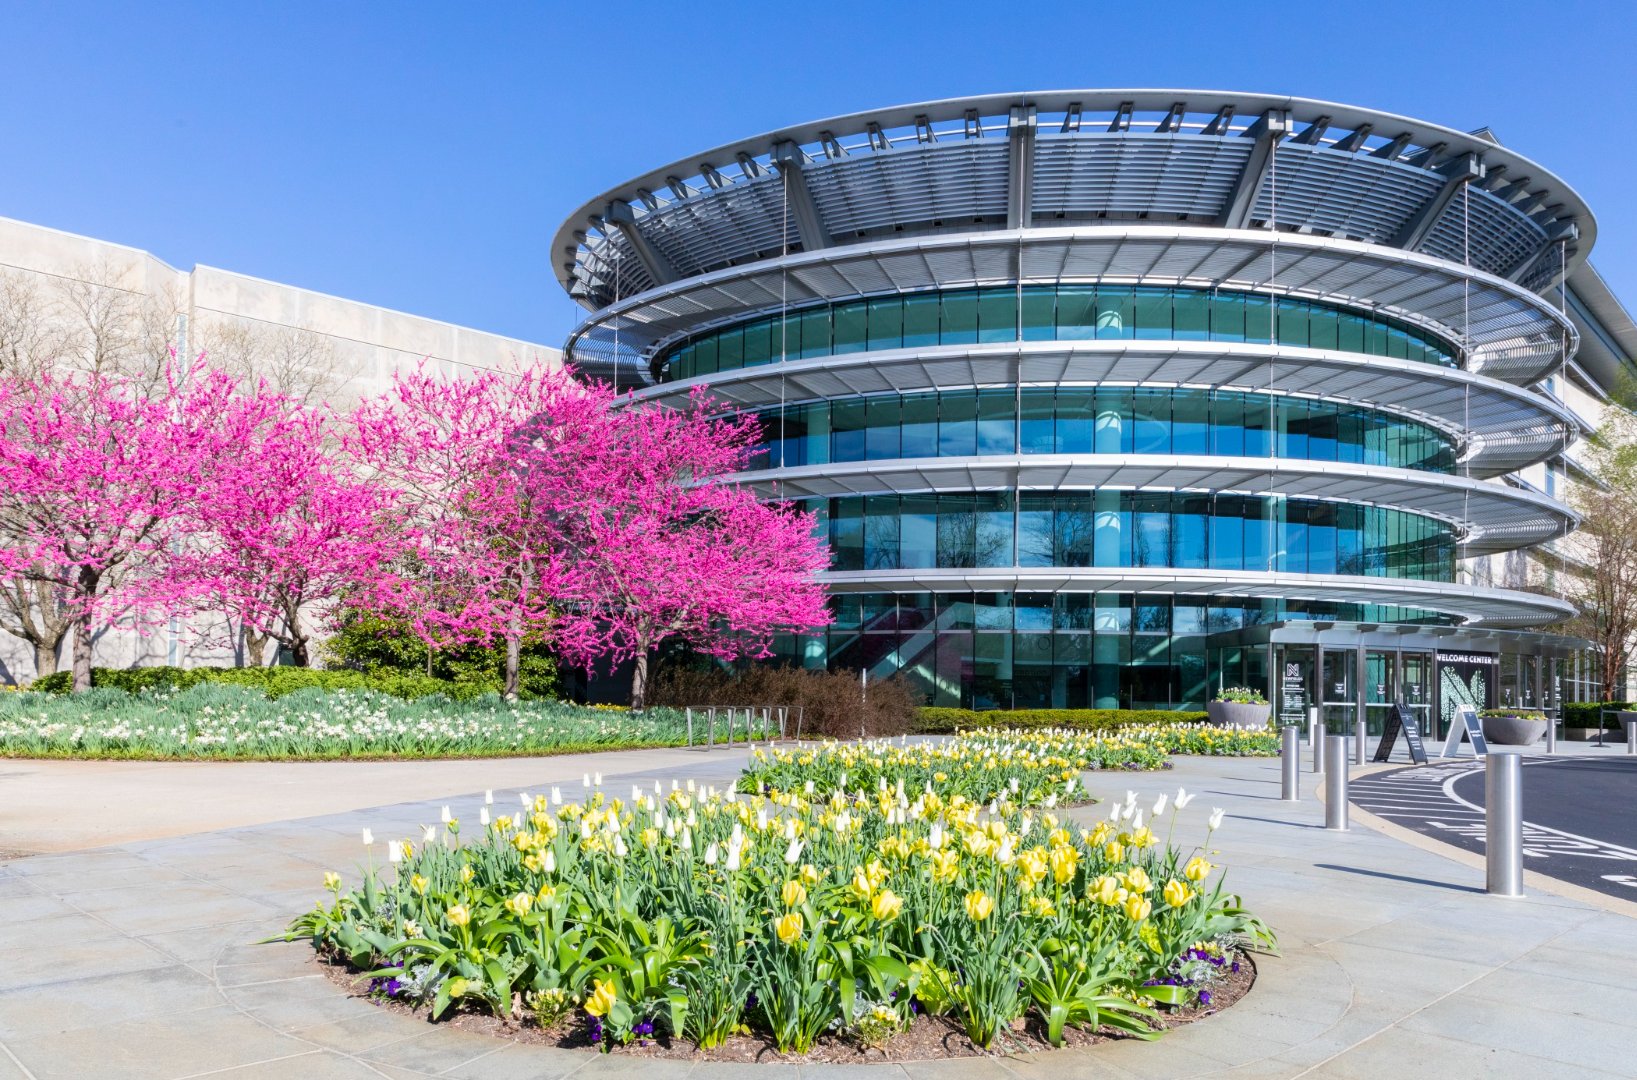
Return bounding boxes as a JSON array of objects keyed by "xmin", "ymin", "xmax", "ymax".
[
  {"xmin": 1089, "ymin": 875, "xmax": 1120, "ymax": 906},
  {"xmin": 800, "ymin": 862, "xmax": 821, "ymax": 885},
  {"xmin": 928, "ymin": 848, "xmax": 961, "ymax": 883},
  {"xmin": 1122, "ymin": 866, "xmax": 1152, "ymax": 894},
  {"xmin": 1163, "ymin": 879, "xmax": 1193, "ymax": 908},
  {"xmin": 504, "ymin": 891, "xmax": 533, "ymax": 916},
  {"xmin": 1184, "ymin": 856, "xmax": 1213, "ymax": 882},
  {"xmin": 1049, "ymin": 845, "xmax": 1079, "ymax": 885},
  {"xmin": 781, "ymin": 880, "xmax": 807, "ymax": 908},
  {"xmin": 446, "ymin": 903, "xmax": 471, "ymax": 928},
  {"xmin": 964, "ymin": 890, "xmax": 994, "ymax": 922},
  {"xmin": 1104, "ymin": 841, "xmax": 1125, "ymax": 864},
  {"xmin": 775, "ymin": 911, "xmax": 805, "ymax": 945},
  {"xmin": 585, "ymin": 978, "xmax": 618, "ymax": 1017},
  {"xmin": 323, "ymin": 872, "xmax": 342, "ymax": 892},
  {"xmin": 1124, "ymin": 895, "xmax": 1153, "ymax": 922},
  {"xmin": 871, "ymin": 889, "xmax": 903, "ymax": 921},
  {"xmin": 410, "ymin": 874, "xmax": 429, "ymax": 895},
  {"xmin": 459, "ymin": 864, "xmax": 474, "ymax": 883},
  {"xmin": 1127, "ymin": 826, "xmax": 1156, "ymax": 849}
]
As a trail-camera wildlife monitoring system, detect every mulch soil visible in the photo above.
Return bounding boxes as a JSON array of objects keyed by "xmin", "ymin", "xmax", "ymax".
[{"xmin": 315, "ymin": 948, "xmax": 1256, "ymax": 1063}]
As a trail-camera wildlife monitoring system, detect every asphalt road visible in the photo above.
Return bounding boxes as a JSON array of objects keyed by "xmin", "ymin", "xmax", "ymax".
[{"xmin": 1351, "ymin": 755, "xmax": 1637, "ymax": 901}]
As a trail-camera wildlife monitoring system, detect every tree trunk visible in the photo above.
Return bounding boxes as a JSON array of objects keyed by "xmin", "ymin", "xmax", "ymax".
[
  {"xmin": 630, "ymin": 651, "xmax": 650, "ymax": 711},
  {"xmin": 243, "ymin": 625, "xmax": 270, "ymax": 668},
  {"xmin": 289, "ymin": 636, "xmax": 310, "ymax": 667},
  {"xmin": 504, "ymin": 632, "xmax": 521, "ymax": 701},
  {"xmin": 71, "ymin": 568, "xmax": 98, "ymax": 693},
  {"xmin": 33, "ymin": 638, "xmax": 59, "ymax": 678}
]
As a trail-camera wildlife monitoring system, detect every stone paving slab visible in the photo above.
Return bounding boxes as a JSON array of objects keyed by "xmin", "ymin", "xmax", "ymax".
[{"xmin": 1, "ymin": 746, "xmax": 1634, "ymax": 1078}]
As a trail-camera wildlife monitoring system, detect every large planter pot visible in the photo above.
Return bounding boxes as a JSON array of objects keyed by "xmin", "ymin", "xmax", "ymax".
[
  {"xmin": 1481, "ymin": 714, "xmax": 1548, "ymax": 746},
  {"xmin": 1206, "ymin": 701, "xmax": 1270, "ymax": 728}
]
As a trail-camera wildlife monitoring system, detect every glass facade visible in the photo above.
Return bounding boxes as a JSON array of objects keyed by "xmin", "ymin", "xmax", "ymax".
[
  {"xmin": 762, "ymin": 592, "xmax": 1453, "ymax": 710},
  {"xmin": 750, "ymin": 387, "xmax": 1456, "ymax": 473},
  {"xmin": 810, "ymin": 492, "xmax": 1455, "ymax": 582},
  {"xmin": 657, "ymin": 284, "xmax": 1457, "ymax": 382}
]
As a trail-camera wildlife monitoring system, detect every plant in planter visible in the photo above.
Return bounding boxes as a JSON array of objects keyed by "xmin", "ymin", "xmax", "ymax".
[
  {"xmin": 1206, "ymin": 688, "xmax": 1271, "ymax": 728},
  {"xmin": 1478, "ymin": 707, "xmax": 1548, "ymax": 746}
]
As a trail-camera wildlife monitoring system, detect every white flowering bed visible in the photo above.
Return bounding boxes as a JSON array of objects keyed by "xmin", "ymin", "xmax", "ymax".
[{"xmin": 0, "ymin": 684, "xmax": 688, "ymax": 760}]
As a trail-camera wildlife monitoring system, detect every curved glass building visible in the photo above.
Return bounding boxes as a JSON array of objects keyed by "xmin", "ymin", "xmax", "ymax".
[{"xmin": 555, "ymin": 91, "xmax": 1612, "ymax": 726}]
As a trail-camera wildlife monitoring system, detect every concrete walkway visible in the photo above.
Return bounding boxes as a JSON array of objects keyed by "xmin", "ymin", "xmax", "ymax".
[{"xmin": 1, "ymin": 746, "xmax": 1633, "ymax": 1078}]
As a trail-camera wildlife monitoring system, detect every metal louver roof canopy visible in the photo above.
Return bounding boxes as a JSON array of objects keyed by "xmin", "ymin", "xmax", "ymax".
[
  {"xmin": 739, "ymin": 454, "xmax": 1575, "ymax": 556},
  {"xmin": 566, "ymin": 228, "xmax": 1575, "ymax": 388},
  {"xmin": 554, "ymin": 90, "xmax": 1594, "ymax": 311},
  {"xmin": 819, "ymin": 567, "xmax": 1573, "ymax": 628},
  {"xmin": 633, "ymin": 339, "xmax": 1580, "ymax": 479}
]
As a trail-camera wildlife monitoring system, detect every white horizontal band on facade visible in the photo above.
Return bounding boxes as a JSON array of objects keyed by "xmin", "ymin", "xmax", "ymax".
[
  {"xmin": 633, "ymin": 339, "xmax": 1579, "ymax": 479},
  {"xmin": 737, "ymin": 454, "xmax": 1575, "ymax": 556},
  {"xmin": 567, "ymin": 227, "xmax": 1575, "ymax": 387},
  {"xmin": 819, "ymin": 567, "xmax": 1574, "ymax": 628}
]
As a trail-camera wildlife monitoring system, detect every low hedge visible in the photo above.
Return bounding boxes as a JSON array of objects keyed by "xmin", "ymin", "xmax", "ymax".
[
  {"xmin": 1563, "ymin": 701, "xmax": 1637, "ymax": 727},
  {"xmin": 26, "ymin": 665, "xmax": 495, "ymax": 701},
  {"xmin": 915, "ymin": 707, "xmax": 1211, "ymax": 734}
]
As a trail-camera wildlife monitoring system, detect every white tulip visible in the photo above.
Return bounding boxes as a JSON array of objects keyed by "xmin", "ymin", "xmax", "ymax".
[
  {"xmin": 1209, "ymin": 808, "xmax": 1226, "ymax": 831},
  {"xmin": 804, "ymin": 780, "xmax": 814, "ymax": 795},
  {"xmin": 512, "ymin": 813, "xmax": 523, "ymax": 830},
  {"xmin": 996, "ymin": 838, "xmax": 1016, "ymax": 865},
  {"xmin": 757, "ymin": 809, "xmax": 769, "ymax": 831},
  {"xmin": 654, "ymin": 780, "xmax": 662, "ymax": 795},
  {"xmin": 704, "ymin": 842, "xmax": 720, "ymax": 866},
  {"xmin": 593, "ymin": 772, "xmax": 602, "ymax": 786},
  {"xmin": 725, "ymin": 843, "xmax": 741, "ymax": 872},
  {"xmin": 1153, "ymin": 794, "xmax": 1169, "ymax": 816},
  {"xmin": 834, "ymin": 811, "xmax": 852, "ymax": 835},
  {"xmin": 550, "ymin": 786, "xmax": 561, "ymax": 805},
  {"xmin": 784, "ymin": 819, "xmax": 797, "ymax": 841},
  {"xmin": 929, "ymin": 822, "xmax": 945, "ymax": 850},
  {"xmin": 422, "ymin": 825, "xmax": 437, "ymax": 843},
  {"xmin": 686, "ymin": 778, "xmax": 696, "ymax": 793},
  {"xmin": 520, "ymin": 792, "xmax": 532, "ymax": 808},
  {"xmin": 479, "ymin": 808, "xmax": 490, "ymax": 827},
  {"xmin": 361, "ymin": 828, "xmax": 374, "ymax": 847},
  {"xmin": 542, "ymin": 849, "xmax": 556, "ymax": 873},
  {"xmin": 1133, "ymin": 809, "xmax": 1145, "ymax": 830},
  {"xmin": 388, "ymin": 842, "xmax": 401, "ymax": 864},
  {"xmin": 633, "ymin": 785, "xmax": 642, "ymax": 802},
  {"xmin": 583, "ymin": 773, "xmax": 591, "ymax": 788},
  {"xmin": 680, "ymin": 826, "xmax": 693, "ymax": 850},
  {"xmin": 612, "ymin": 834, "xmax": 628, "ymax": 858},
  {"xmin": 484, "ymin": 790, "xmax": 493, "ymax": 805},
  {"xmin": 1009, "ymin": 777, "xmax": 1020, "ymax": 794},
  {"xmin": 1175, "ymin": 788, "xmax": 1195, "ymax": 810},
  {"xmin": 440, "ymin": 805, "xmax": 452, "ymax": 824}
]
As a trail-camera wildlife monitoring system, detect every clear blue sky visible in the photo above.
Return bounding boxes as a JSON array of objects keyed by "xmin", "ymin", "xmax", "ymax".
[{"xmin": 3, "ymin": 0, "xmax": 1634, "ymax": 347}]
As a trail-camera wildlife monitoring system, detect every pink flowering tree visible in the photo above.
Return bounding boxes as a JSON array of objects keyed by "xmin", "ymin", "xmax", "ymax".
[
  {"xmin": 167, "ymin": 402, "xmax": 397, "ymax": 667},
  {"xmin": 345, "ymin": 365, "xmax": 580, "ymax": 698},
  {"xmin": 512, "ymin": 385, "xmax": 831, "ymax": 708},
  {"xmin": 0, "ymin": 366, "xmax": 291, "ymax": 691}
]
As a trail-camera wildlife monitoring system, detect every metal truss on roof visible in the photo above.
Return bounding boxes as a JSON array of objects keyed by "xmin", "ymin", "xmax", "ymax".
[
  {"xmin": 554, "ymin": 91, "xmax": 1591, "ymax": 312},
  {"xmin": 820, "ymin": 568, "xmax": 1573, "ymax": 628},
  {"xmin": 565, "ymin": 228, "xmax": 1575, "ymax": 389},
  {"xmin": 633, "ymin": 341, "xmax": 1579, "ymax": 480},
  {"xmin": 736, "ymin": 455, "xmax": 1574, "ymax": 557}
]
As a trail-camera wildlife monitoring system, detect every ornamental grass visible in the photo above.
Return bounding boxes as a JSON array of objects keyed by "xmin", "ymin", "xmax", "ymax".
[{"xmin": 282, "ymin": 775, "xmax": 1272, "ymax": 1054}]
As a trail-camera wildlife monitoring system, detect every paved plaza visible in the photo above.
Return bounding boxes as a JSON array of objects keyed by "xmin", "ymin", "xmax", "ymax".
[{"xmin": 2, "ymin": 742, "xmax": 1635, "ymax": 1078}]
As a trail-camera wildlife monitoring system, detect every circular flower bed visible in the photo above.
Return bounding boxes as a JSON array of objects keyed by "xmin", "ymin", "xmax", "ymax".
[{"xmin": 281, "ymin": 775, "xmax": 1273, "ymax": 1056}]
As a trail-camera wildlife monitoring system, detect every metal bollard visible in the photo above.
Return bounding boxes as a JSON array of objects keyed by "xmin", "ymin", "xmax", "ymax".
[
  {"xmin": 707, "ymin": 706, "xmax": 716, "ymax": 750},
  {"xmin": 1546, "ymin": 712, "xmax": 1556, "ymax": 755},
  {"xmin": 1354, "ymin": 711, "xmax": 1367, "ymax": 766},
  {"xmin": 1627, "ymin": 718, "xmax": 1636, "ymax": 756},
  {"xmin": 1485, "ymin": 751, "xmax": 1524, "ymax": 897},
  {"xmin": 1310, "ymin": 707, "xmax": 1323, "ymax": 773},
  {"xmin": 1280, "ymin": 725, "xmax": 1301, "ymax": 801},
  {"xmin": 686, "ymin": 707, "xmax": 694, "ymax": 747},
  {"xmin": 1323, "ymin": 735, "xmax": 1349, "ymax": 830}
]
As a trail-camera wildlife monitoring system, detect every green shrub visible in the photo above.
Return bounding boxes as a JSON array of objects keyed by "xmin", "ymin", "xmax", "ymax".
[
  {"xmin": 321, "ymin": 609, "xmax": 558, "ymax": 700},
  {"xmin": 914, "ymin": 707, "xmax": 1210, "ymax": 734},
  {"xmin": 648, "ymin": 665, "xmax": 921, "ymax": 738},
  {"xmin": 1563, "ymin": 701, "xmax": 1636, "ymax": 727},
  {"xmin": 26, "ymin": 665, "xmax": 493, "ymax": 701}
]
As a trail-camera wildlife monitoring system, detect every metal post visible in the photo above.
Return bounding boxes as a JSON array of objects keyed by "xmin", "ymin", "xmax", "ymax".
[
  {"xmin": 1280, "ymin": 725, "xmax": 1300, "ymax": 801},
  {"xmin": 1355, "ymin": 645, "xmax": 1368, "ymax": 766},
  {"xmin": 726, "ymin": 708, "xmax": 735, "ymax": 747},
  {"xmin": 1324, "ymin": 735, "xmax": 1349, "ymax": 830},
  {"xmin": 686, "ymin": 706, "xmax": 694, "ymax": 748},
  {"xmin": 1485, "ymin": 751, "xmax": 1524, "ymax": 897},
  {"xmin": 1627, "ymin": 714, "xmax": 1636, "ymax": 756},
  {"xmin": 778, "ymin": 706, "xmax": 788, "ymax": 739},
  {"xmin": 1310, "ymin": 706, "xmax": 1323, "ymax": 773},
  {"xmin": 707, "ymin": 706, "xmax": 716, "ymax": 750},
  {"xmin": 763, "ymin": 706, "xmax": 772, "ymax": 740}
]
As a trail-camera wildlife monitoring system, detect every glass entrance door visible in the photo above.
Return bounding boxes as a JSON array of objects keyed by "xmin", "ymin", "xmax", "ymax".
[
  {"xmin": 1321, "ymin": 647, "xmax": 1356, "ymax": 736},
  {"xmin": 1400, "ymin": 652, "xmax": 1432, "ymax": 736},
  {"xmin": 1365, "ymin": 651, "xmax": 1395, "ymax": 736}
]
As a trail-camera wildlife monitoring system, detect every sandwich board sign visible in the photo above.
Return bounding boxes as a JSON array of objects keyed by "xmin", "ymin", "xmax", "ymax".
[
  {"xmin": 1439, "ymin": 703, "xmax": 1488, "ymax": 759},
  {"xmin": 1373, "ymin": 703, "xmax": 1429, "ymax": 765}
]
